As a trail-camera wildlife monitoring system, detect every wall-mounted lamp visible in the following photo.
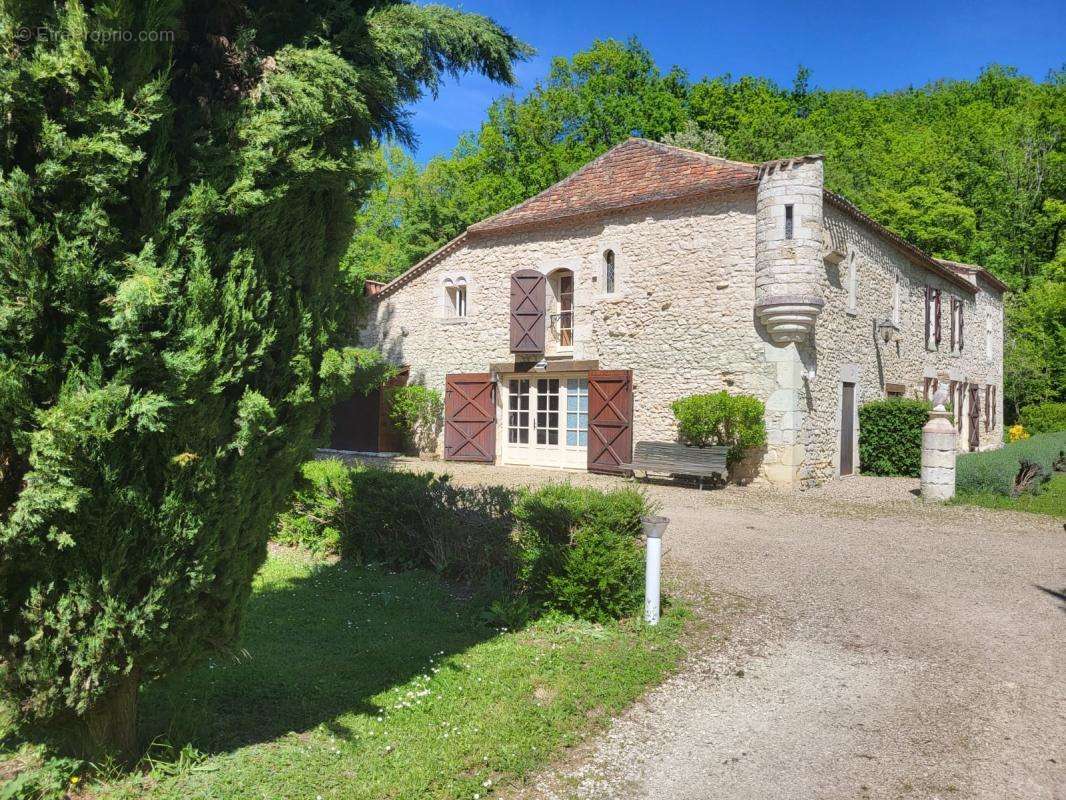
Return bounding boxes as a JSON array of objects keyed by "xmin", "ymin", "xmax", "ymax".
[{"xmin": 877, "ymin": 319, "xmax": 900, "ymax": 345}]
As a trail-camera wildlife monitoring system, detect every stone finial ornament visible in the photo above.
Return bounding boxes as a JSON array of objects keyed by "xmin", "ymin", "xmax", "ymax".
[{"xmin": 931, "ymin": 386, "xmax": 949, "ymax": 412}]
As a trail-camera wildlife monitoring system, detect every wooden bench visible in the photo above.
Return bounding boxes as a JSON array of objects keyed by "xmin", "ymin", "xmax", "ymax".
[{"xmin": 621, "ymin": 441, "xmax": 729, "ymax": 488}]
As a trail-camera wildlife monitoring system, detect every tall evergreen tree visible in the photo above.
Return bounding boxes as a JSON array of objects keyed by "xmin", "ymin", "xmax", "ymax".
[{"xmin": 0, "ymin": 0, "xmax": 528, "ymax": 758}]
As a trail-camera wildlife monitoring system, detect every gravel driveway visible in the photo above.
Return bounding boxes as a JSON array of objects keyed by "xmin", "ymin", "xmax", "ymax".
[{"xmin": 342, "ymin": 456, "xmax": 1066, "ymax": 799}]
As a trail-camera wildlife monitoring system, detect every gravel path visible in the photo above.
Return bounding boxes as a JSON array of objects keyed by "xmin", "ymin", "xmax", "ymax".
[{"xmin": 354, "ymin": 458, "xmax": 1066, "ymax": 800}]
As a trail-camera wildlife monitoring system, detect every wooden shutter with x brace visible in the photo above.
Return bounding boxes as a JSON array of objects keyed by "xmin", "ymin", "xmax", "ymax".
[
  {"xmin": 587, "ymin": 370, "xmax": 633, "ymax": 475},
  {"xmin": 509, "ymin": 269, "xmax": 546, "ymax": 353},
  {"xmin": 444, "ymin": 373, "xmax": 496, "ymax": 463}
]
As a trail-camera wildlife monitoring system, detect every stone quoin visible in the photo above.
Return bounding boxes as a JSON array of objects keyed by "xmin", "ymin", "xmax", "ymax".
[{"xmin": 344, "ymin": 138, "xmax": 1006, "ymax": 488}]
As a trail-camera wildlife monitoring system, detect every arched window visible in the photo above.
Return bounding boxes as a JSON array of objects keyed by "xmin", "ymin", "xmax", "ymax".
[
  {"xmin": 443, "ymin": 276, "xmax": 468, "ymax": 318},
  {"xmin": 603, "ymin": 249, "xmax": 616, "ymax": 295},
  {"xmin": 548, "ymin": 269, "xmax": 574, "ymax": 348}
]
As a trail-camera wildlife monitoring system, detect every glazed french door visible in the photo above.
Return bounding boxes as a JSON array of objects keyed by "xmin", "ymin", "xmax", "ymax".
[{"xmin": 504, "ymin": 375, "xmax": 587, "ymax": 469}]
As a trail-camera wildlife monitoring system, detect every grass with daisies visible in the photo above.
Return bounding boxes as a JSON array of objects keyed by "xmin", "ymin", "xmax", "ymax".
[{"xmin": 62, "ymin": 546, "xmax": 687, "ymax": 799}]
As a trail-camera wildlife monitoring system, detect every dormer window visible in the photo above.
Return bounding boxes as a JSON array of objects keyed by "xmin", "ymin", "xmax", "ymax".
[
  {"xmin": 443, "ymin": 277, "xmax": 468, "ymax": 318},
  {"xmin": 603, "ymin": 250, "xmax": 616, "ymax": 295}
]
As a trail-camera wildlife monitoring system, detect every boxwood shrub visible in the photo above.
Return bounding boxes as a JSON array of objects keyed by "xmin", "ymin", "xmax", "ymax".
[
  {"xmin": 513, "ymin": 484, "xmax": 649, "ymax": 623},
  {"xmin": 858, "ymin": 398, "xmax": 929, "ymax": 477},
  {"xmin": 671, "ymin": 391, "xmax": 766, "ymax": 466},
  {"xmin": 1020, "ymin": 403, "xmax": 1066, "ymax": 434},
  {"xmin": 956, "ymin": 431, "xmax": 1066, "ymax": 497}
]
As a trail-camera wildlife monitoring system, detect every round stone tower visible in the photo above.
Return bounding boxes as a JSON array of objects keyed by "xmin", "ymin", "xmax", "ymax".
[{"xmin": 754, "ymin": 156, "xmax": 825, "ymax": 343}]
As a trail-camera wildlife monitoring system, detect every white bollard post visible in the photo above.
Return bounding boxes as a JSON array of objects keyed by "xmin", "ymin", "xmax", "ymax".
[
  {"xmin": 642, "ymin": 516, "xmax": 669, "ymax": 625},
  {"xmin": 922, "ymin": 387, "xmax": 957, "ymax": 502}
]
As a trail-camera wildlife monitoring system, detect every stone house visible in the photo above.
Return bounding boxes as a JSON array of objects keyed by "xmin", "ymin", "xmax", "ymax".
[{"xmin": 347, "ymin": 138, "xmax": 1006, "ymax": 487}]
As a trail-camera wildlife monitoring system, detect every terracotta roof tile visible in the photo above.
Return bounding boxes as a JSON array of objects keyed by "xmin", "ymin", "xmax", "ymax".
[{"xmin": 467, "ymin": 138, "xmax": 759, "ymax": 236}]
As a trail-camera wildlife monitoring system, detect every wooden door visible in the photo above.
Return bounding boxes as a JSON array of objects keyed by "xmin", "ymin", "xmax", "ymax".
[
  {"xmin": 444, "ymin": 373, "xmax": 496, "ymax": 462},
  {"xmin": 329, "ymin": 387, "xmax": 380, "ymax": 451},
  {"xmin": 968, "ymin": 383, "xmax": 980, "ymax": 451},
  {"xmin": 840, "ymin": 382, "xmax": 856, "ymax": 476},
  {"xmin": 588, "ymin": 370, "xmax": 633, "ymax": 474}
]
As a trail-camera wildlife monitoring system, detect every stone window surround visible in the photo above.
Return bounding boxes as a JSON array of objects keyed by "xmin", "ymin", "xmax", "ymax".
[
  {"xmin": 438, "ymin": 272, "xmax": 473, "ymax": 324},
  {"xmin": 592, "ymin": 237, "xmax": 627, "ymax": 300},
  {"xmin": 891, "ymin": 272, "xmax": 901, "ymax": 327},
  {"xmin": 845, "ymin": 249, "xmax": 859, "ymax": 316},
  {"xmin": 537, "ymin": 256, "xmax": 581, "ymax": 355}
]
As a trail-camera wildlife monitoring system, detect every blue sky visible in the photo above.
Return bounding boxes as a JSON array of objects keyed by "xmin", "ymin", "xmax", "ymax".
[{"xmin": 407, "ymin": 0, "xmax": 1064, "ymax": 162}]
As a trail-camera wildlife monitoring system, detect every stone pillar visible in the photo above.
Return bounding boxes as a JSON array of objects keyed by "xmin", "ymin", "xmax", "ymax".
[
  {"xmin": 760, "ymin": 340, "xmax": 807, "ymax": 488},
  {"xmin": 921, "ymin": 389, "xmax": 956, "ymax": 501}
]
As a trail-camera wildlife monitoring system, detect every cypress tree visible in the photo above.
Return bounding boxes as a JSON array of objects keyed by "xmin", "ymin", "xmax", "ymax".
[{"xmin": 0, "ymin": 1, "xmax": 528, "ymax": 758}]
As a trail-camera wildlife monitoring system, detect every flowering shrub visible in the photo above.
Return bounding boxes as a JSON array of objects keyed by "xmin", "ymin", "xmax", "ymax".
[
  {"xmin": 1019, "ymin": 403, "xmax": 1066, "ymax": 434},
  {"xmin": 1008, "ymin": 424, "xmax": 1030, "ymax": 442}
]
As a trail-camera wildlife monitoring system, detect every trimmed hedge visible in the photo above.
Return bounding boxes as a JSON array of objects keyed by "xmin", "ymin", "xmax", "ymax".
[
  {"xmin": 1020, "ymin": 403, "xmax": 1066, "ymax": 435},
  {"xmin": 858, "ymin": 398, "xmax": 929, "ymax": 477},
  {"xmin": 513, "ymin": 484, "xmax": 648, "ymax": 623},
  {"xmin": 956, "ymin": 431, "xmax": 1066, "ymax": 497},
  {"xmin": 277, "ymin": 461, "xmax": 651, "ymax": 623}
]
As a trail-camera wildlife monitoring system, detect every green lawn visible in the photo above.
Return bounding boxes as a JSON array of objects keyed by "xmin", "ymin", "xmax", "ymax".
[
  {"xmin": 954, "ymin": 473, "xmax": 1066, "ymax": 518},
  {"xmin": 4, "ymin": 547, "xmax": 687, "ymax": 799}
]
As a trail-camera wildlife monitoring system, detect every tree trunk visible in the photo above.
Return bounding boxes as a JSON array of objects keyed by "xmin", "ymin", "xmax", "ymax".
[{"xmin": 77, "ymin": 670, "xmax": 140, "ymax": 763}]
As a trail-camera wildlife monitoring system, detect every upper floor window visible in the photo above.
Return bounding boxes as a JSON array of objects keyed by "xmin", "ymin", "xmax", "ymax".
[
  {"xmin": 846, "ymin": 252, "xmax": 858, "ymax": 312},
  {"xmin": 549, "ymin": 269, "xmax": 574, "ymax": 349},
  {"xmin": 784, "ymin": 204, "xmax": 794, "ymax": 239},
  {"xmin": 603, "ymin": 250, "xmax": 616, "ymax": 295},
  {"xmin": 924, "ymin": 286, "xmax": 941, "ymax": 350},
  {"xmin": 950, "ymin": 297, "xmax": 964, "ymax": 352},
  {"xmin": 985, "ymin": 312, "xmax": 995, "ymax": 360},
  {"xmin": 892, "ymin": 275, "xmax": 901, "ymax": 326},
  {"xmin": 443, "ymin": 277, "xmax": 467, "ymax": 318}
]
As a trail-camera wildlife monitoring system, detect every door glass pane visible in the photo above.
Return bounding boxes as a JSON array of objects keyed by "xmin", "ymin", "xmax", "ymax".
[
  {"xmin": 536, "ymin": 379, "xmax": 559, "ymax": 445},
  {"xmin": 565, "ymin": 379, "xmax": 589, "ymax": 448},
  {"xmin": 508, "ymin": 380, "xmax": 530, "ymax": 444}
]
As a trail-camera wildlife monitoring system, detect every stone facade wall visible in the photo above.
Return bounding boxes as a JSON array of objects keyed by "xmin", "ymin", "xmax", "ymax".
[
  {"xmin": 359, "ymin": 184, "xmax": 1004, "ymax": 487},
  {"xmin": 801, "ymin": 206, "xmax": 1005, "ymax": 485},
  {"xmin": 360, "ymin": 191, "xmax": 781, "ymax": 464}
]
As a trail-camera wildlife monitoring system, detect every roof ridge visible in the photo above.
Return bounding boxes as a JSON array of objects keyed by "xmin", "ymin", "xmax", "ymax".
[{"xmin": 627, "ymin": 136, "xmax": 759, "ymax": 169}]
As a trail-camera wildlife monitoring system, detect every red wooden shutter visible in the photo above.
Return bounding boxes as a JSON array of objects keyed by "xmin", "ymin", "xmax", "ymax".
[
  {"xmin": 510, "ymin": 269, "xmax": 546, "ymax": 353},
  {"xmin": 958, "ymin": 302, "xmax": 964, "ymax": 351},
  {"xmin": 444, "ymin": 373, "xmax": 496, "ymax": 462},
  {"xmin": 587, "ymin": 370, "xmax": 633, "ymax": 475},
  {"xmin": 934, "ymin": 289, "xmax": 942, "ymax": 346}
]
